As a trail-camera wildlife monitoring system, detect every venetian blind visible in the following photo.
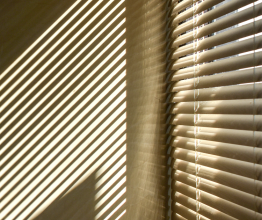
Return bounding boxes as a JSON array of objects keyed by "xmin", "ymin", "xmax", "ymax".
[{"xmin": 166, "ymin": 0, "xmax": 262, "ymax": 219}]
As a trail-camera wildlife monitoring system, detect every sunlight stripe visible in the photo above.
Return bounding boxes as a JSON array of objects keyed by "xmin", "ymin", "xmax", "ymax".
[
  {"xmin": 95, "ymin": 188, "xmax": 126, "ymax": 220},
  {"xmin": 0, "ymin": 0, "xmax": 81, "ymax": 78},
  {"xmin": 1, "ymin": 0, "xmax": 106, "ymax": 100}
]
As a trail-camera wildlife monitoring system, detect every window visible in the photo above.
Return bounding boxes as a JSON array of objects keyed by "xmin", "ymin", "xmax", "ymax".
[{"xmin": 166, "ymin": 0, "xmax": 262, "ymax": 219}]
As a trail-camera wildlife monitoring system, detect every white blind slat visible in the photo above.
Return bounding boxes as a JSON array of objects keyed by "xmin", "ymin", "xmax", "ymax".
[
  {"xmin": 173, "ymin": 159, "xmax": 262, "ymax": 196},
  {"xmin": 171, "ymin": 125, "xmax": 262, "ymax": 147},
  {"xmin": 171, "ymin": 0, "xmax": 257, "ymax": 38},
  {"xmin": 170, "ymin": 99, "xmax": 262, "ymax": 115},
  {"xmin": 171, "ymin": 137, "xmax": 260, "ymax": 163},
  {"xmin": 170, "ymin": 52, "xmax": 262, "ymax": 81},
  {"xmin": 170, "ymin": 114, "xmax": 262, "ymax": 131},
  {"xmin": 173, "ymin": 147, "xmax": 262, "ymax": 179},
  {"xmin": 169, "ymin": 83, "xmax": 262, "ymax": 102},
  {"xmin": 173, "ymin": 170, "xmax": 262, "ymax": 211},
  {"xmin": 172, "ymin": 19, "xmax": 262, "ymax": 59},
  {"xmin": 171, "ymin": 0, "xmax": 224, "ymax": 26},
  {"xmin": 167, "ymin": 0, "xmax": 262, "ymax": 219},
  {"xmin": 170, "ymin": 67, "xmax": 262, "ymax": 91},
  {"xmin": 172, "ymin": 2, "xmax": 262, "ymax": 48}
]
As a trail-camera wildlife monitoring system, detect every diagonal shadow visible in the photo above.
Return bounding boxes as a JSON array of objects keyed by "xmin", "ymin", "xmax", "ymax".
[{"xmin": 1, "ymin": 0, "xmax": 128, "ymax": 219}]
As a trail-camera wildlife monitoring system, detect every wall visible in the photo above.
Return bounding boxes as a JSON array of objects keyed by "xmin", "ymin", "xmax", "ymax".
[
  {"xmin": 124, "ymin": 0, "xmax": 168, "ymax": 219},
  {"xmin": 0, "ymin": 0, "xmax": 167, "ymax": 219}
]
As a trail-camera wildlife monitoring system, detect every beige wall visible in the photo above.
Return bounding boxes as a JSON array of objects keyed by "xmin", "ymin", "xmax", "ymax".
[
  {"xmin": 0, "ymin": 0, "xmax": 167, "ymax": 219},
  {"xmin": 124, "ymin": 0, "xmax": 168, "ymax": 219}
]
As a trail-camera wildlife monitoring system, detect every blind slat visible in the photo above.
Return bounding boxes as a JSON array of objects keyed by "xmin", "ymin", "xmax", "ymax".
[
  {"xmin": 170, "ymin": 114, "xmax": 262, "ymax": 131},
  {"xmin": 171, "ymin": 0, "xmax": 224, "ymax": 26},
  {"xmin": 172, "ymin": 19, "xmax": 262, "ymax": 59},
  {"xmin": 173, "ymin": 213, "xmax": 187, "ymax": 220},
  {"xmin": 171, "ymin": 137, "xmax": 260, "ymax": 163},
  {"xmin": 173, "ymin": 199, "xmax": 235, "ymax": 220},
  {"xmin": 173, "ymin": 192, "xmax": 196, "ymax": 211},
  {"xmin": 174, "ymin": 170, "xmax": 262, "ymax": 212},
  {"xmin": 173, "ymin": 148, "xmax": 262, "ymax": 179},
  {"xmin": 172, "ymin": 35, "xmax": 262, "ymax": 70},
  {"xmin": 172, "ymin": 182, "xmax": 257, "ymax": 220},
  {"xmin": 170, "ymin": 99, "xmax": 262, "ymax": 115},
  {"xmin": 198, "ymin": 190, "xmax": 261, "ymax": 220},
  {"xmin": 172, "ymin": 2, "xmax": 262, "ymax": 48},
  {"xmin": 173, "ymin": 159, "xmax": 262, "ymax": 196},
  {"xmin": 172, "ymin": 20, "xmax": 193, "ymax": 38},
  {"xmin": 169, "ymin": 83, "xmax": 262, "ymax": 102},
  {"xmin": 173, "ymin": 181, "xmax": 195, "ymax": 198},
  {"xmin": 171, "ymin": 0, "xmax": 193, "ymax": 16},
  {"xmin": 170, "ymin": 52, "xmax": 262, "ymax": 81},
  {"xmin": 171, "ymin": 0, "xmax": 256, "ymax": 38},
  {"xmin": 170, "ymin": 67, "xmax": 262, "ymax": 91},
  {"xmin": 168, "ymin": 0, "xmax": 262, "ymax": 219},
  {"xmin": 171, "ymin": 125, "xmax": 262, "ymax": 147},
  {"xmin": 198, "ymin": 177, "xmax": 262, "ymax": 212},
  {"xmin": 173, "ymin": 202, "xmax": 197, "ymax": 220}
]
